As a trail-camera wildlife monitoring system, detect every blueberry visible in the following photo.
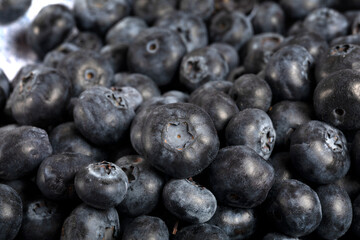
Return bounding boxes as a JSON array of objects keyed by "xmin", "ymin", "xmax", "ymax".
[
  {"xmin": 17, "ymin": 198, "xmax": 65, "ymax": 240},
  {"xmin": 331, "ymin": 34, "xmax": 360, "ymax": 46},
  {"xmin": 75, "ymin": 161, "xmax": 128, "ymax": 209},
  {"xmin": 229, "ymin": 74, "xmax": 272, "ymax": 112},
  {"xmin": 6, "ymin": 66, "xmax": 71, "ymax": 127},
  {"xmin": 133, "ymin": 0, "xmax": 177, "ymax": 24},
  {"xmin": 27, "ymin": 4, "xmax": 75, "ymax": 58},
  {"xmin": 227, "ymin": 66, "xmax": 247, "ymax": 82},
  {"xmin": 315, "ymin": 44, "xmax": 360, "ymax": 84},
  {"xmin": 141, "ymin": 103, "xmax": 219, "ymax": 178},
  {"xmin": 179, "ymin": 47, "xmax": 229, "ymax": 91},
  {"xmin": 280, "ymin": 0, "xmax": 324, "ymax": 19},
  {"xmin": 130, "ymin": 96, "xmax": 180, "ymax": 155},
  {"xmin": 61, "ymin": 203, "xmax": 120, "ymax": 240},
  {"xmin": 105, "ymin": 16, "xmax": 148, "ymax": 46},
  {"xmin": 0, "ymin": 0, "xmax": 31, "ymax": 24},
  {"xmin": 225, "ymin": 108, "xmax": 276, "ymax": 160},
  {"xmin": 0, "ymin": 183, "xmax": 22, "ymax": 240},
  {"xmin": 314, "ymin": 69, "xmax": 360, "ymax": 130},
  {"xmin": 49, "ymin": 122, "xmax": 106, "ymax": 161},
  {"xmin": 0, "ymin": 126, "xmax": 52, "ymax": 180},
  {"xmin": 214, "ymin": 0, "xmax": 256, "ymax": 15},
  {"xmin": 268, "ymin": 101, "xmax": 313, "ymax": 149},
  {"xmin": 155, "ymin": 11, "xmax": 208, "ymax": 52},
  {"xmin": 37, "ymin": 153, "xmax": 96, "ymax": 201},
  {"xmin": 210, "ymin": 10, "xmax": 253, "ymax": 50},
  {"xmin": 290, "ymin": 120, "xmax": 350, "ymax": 184},
  {"xmin": 43, "ymin": 43, "xmax": 80, "ymax": 69},
  {"xmin": 207, "ymin": 205, "xmax": 257, "ymax": 240},
  {"xmin": 281, "ymin": 32, "xmax": 328, "ymax": 62},
  {"xmin": 209, "ymin": 145, "xmax": 275, "ymax": 208},
  {"xmin": 115, "ymin": 155, "xmax": 164, "ymax": 217},
  {"xmin": 163, "ymin": 178, "xmax": 217, "ymax": 223},
  {"xmin": 263, "ymin": 233, "xmax": 299, "ymax": 240},
  {"xmin": 269, "ymin": 152, "xmax": 295, "ymax": 184},
  {"xmin": 190, "ymin": 83, "xmax": 239, "ymax": 132},
  {"xmin": 179, "ymin": 0, "xmax": 214, "ymax": 20},
  {"xmin": 303, "ymin": 8, "xmax": 349, "ymax": 42},
  {"xmin": 163, "ymin": 90, "xmax": 190, "ymax": 103},
  {"xmin": 60, "ymin": 50, "xmax": 114, "ymax": 97},
  {"xmin": 0, "ymin": 69, "xmax": 10, "ymax": 98},
  {"xmin": 265, "ymin": 45, "xmax": 314, "ymax": 101},
  {"xmin": 100, "ymin": 44, "xmax": 128, "ymax": 73},
  {"xmin": 127, "ymin": 27, "xmax": 186, "ymax": 86},
  {"xmin": 74, "ymin": 0, "xmax": 130, "ymax": 35},
  {"xmin": 252, "ymin": 1, "xmax": 285, "ymax": 34},
  {"xmin": 243, "ymin": 33, "xmax": 284, "ymax": 74},
  {"xmin": 315, "ymin": 184, "xmax": 352, "ymax": 239},
  {"xmin": 174, "ymin": 223, "xmax": 230, "ymax": 240},
  {"xmin": 210, "ymin": 43, "xmax": 239, "ymax": 71},
  {"xmin": 266, "ymin": 179, "xmax": 322, "ymax": 237},
  {"xmin": 122, "ymin": 215, "xmax": 169, "ymax": 240},
  {"xmin": 113, "ymin": 73, "xmax": 161, "ymax": 101},
  {"xmin": 65, "ymin": 31, "xmax": 103, "ymax": 51},
  {"xmin": 73, "ymin": 86, "xmax": 136, "ymax": 145}
]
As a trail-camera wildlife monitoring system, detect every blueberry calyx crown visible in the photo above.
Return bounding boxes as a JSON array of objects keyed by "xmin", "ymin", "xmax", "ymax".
[
  {"xmin": 325, "ymin": 130, "xmax": 343, "ymax": 153},
  {"xmin": 94, "ymin": 161, "xmax": 116, "ymax": 175},
  {"xmin": 106, "ymin": 91, "xmax": 127, "ymax": 109},
  {"xmin": 162, "ymin": 121, "xmax": 195, "ymax": 151},
  {"xmin": 260, "ymin": 127, "xmax": 275, "ymax": 154}
]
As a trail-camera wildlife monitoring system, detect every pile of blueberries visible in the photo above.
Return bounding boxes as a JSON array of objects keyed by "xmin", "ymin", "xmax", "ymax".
[{"xmin": 3, "ymin": 0, "xmax": 360, "ymax": 239}]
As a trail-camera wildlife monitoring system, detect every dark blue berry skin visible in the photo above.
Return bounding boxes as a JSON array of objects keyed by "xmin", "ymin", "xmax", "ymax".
[
  {"xmin": 73, "ymin": 0, "xmax": 130, "ymax": 35},
  {"xmin": 37, "ymin": 153, "xmax": 96, "ymax": 201},
  {"xmin": 179, "ymin": 0, "xmax": 214, "ymax": 20},
  {"xmin": 0, "ymin": 69, "xmax": 10, "ymax": 98},
  {"xmin": 100, "ymin": 44, "xmax": 128, "ymax": 73},
  {"xmin": 0, "ymin": 126, "xmax": 52, "ymax": 180},
  {"xmin": 155, "ymin": 11, "xmax": 208, "ymax": 53},
  {"xmin": 60, "ymin": 203, "xmax": 120, "ymax": 240},
  {"xmin": 0, "ymin": 183, "xmax": 22, "ymax": 240},
  {"xmin": 49, "ymin": 122, "xmax": 106, "ymax": 161},
  {"xmin": 44, "ymin": 43, "xmax": 80, "ymax": 69},
  {"xmin": 106, "ymin": 17, "xmax": 148, "ymax": 46},
  {"xmin": 315, "ymin": 44, "xmax": 360, "ymax": 84},
  {"xmin": 244, "ymin": 33, "xmax": 284, "ymax": 74},
  {"xmin": 141, "ymin": 103, "xmax": 219, "ymax": 178},
  {"xmin": 227, "ymin": 66, "xmax": 247, "ymax": 82},
  {"xmin": 73, "ymin": 86, "xmax": 136, "ymax": 145},
  {"xmin": 210, "ymin": 11, "xmax": 253, "ymax": 51},
  {"xmin": 266, "ymin": 179, "xmax": 322, "ymax": 238},
  {"xmin": 174, "ymin": 223, "xmax": 230, "ymax": 240},
  {"xmin": 210, "ymin": 43, "xmax": 239, "ymax": 71},
  {"xmin": 180, "ymin": 47, "xmax": 229, "ymax": 91},
  {"xmin": 127, "ymin": 27, "xmax": 186, "ymax": 87},
  {"xmin": 122, "ymin": 215, "xmax": 169, "ymax": 240},
  {"xmin": 207, "ymin": 205, "xmax": 256, "ymax": 240},
  {"xmin": 280, "ymin": 0, "xmax": 324, "ymax": 20},
  {"xmin": 6, "ymin": 66, "xmax": 71, "ymax": 128},
  {"xmin": 115, "ymin": 155, "xmax": 164, "ymax": 217},
  {"xmin": 225, "ymin": 109, "xmax": 276, "ymax": 160},
  {"xmin": 290, "ymin": 120, "xmax": 350, "ymax": 184},
  {"xmin": 74, "ymin": 161, "xmax": 129, "ymax": 209},
  {"xmin": 113, "ymin": 73, "xmax": 161, "ymax": 101},
  {"xmin": 0, "ymin": 0, "xmax": 31, "ymax": 24},
  {"xmin": 133, "ymin": 0, "xmax": 177, "ymax": 24},
  {"xmin": 314, "ymin": 69, "xmax": 360, "ymax": 130},
  {"xmin": 190, "ymin": 83, "xmax": 239, "ymax": 132},
  {"xmin": 163, "ymin": 179, "xmax": 217, "ymax": 223},
  {"xmin": 209, "ymin": 146, "xmax": 275, "ymax": 208},
  {"xmin": 58, "ymin": 50, "xmax": 114, "ymax": 97},
  {"xmin": 17, "ymin": 198, "xmax": 65, "ymax": 240},
  {"xmin": 315, "ymin": 184, "xmax": 352, "ymax": 239},
  {"xmin": 66, "ymin": 31, "xmax": 103, "ymax": 51},
  {"xmin": 263, "ymin": 233, "xmax": 299, "ymax": 240},
  {"xmin": 281, "ymin": 32, "xmax": 328, "ymax": 62},
  {"xmin": 229, "ymin": 74, "xmax": 272, "ymax": 112},
  {"xmin": 269, "ymin": 152, "xmax": 295, "ymax": 184},
  {"xmin": 265, "ymin": 45, "xmax": 314, "ymax": 102},
  {"xmin": 26, "ymin": 4, "xmax": 75, "ymax": 58},
  {"xmin": 163, "ymin": 91, "xmax": 189, "ymax": 103},
  {"xmin": 303, "ymin": 8, "xmax": 349, "ymax": 42},
  {"xmin": 268, "ymin": 101, "xmax": 313, "ymax": 149},
  {"xmin": 252, "ymin": 1, "xmax": 285, "ymax": 34},
  {"xmin": 130, "ymin": 96, "xmax": 180, "ymax": 156}
]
